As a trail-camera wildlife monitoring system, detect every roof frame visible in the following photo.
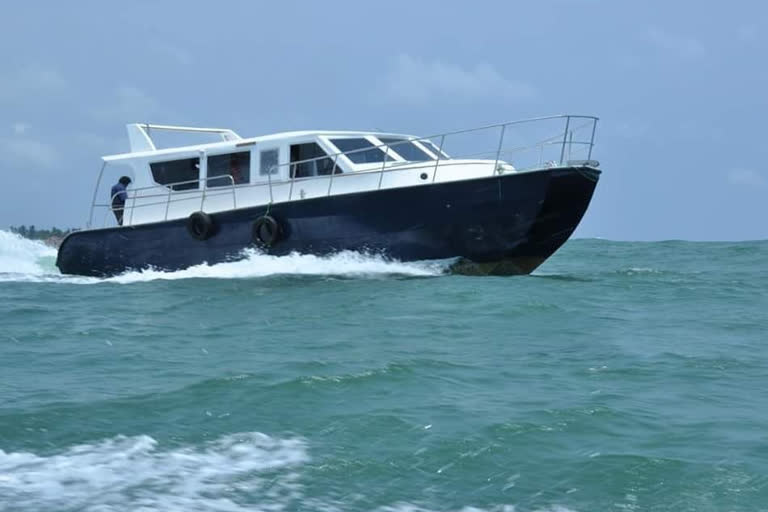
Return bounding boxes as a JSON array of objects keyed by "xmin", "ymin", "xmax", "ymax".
[{"xmin": 126, "ymin": 123, "xmax": 242, "ymax": 152}]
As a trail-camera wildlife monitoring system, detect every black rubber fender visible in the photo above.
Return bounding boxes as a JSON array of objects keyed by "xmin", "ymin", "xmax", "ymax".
[
  {"xmin": 252, "ymin": 215, "xmax": 281, "ymax": 247},
  {"xmin": 186, "ymin": 211, "xmax": 216, "ymax": 241}
]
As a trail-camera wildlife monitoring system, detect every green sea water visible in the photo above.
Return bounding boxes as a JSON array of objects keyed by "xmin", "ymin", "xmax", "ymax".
[{"xmin": 1, "ymin": 230, "xmax": 766, "ymax": 511}]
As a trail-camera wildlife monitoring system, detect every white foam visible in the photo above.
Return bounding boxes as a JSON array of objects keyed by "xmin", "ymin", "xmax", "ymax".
[
  {"xmin": 106, "ymin": 250, "xmax": 449, "ymax": 284},
  {"xmin": 375, "ymin": 506, "xmax": 519, "ymax": 512},
  {"xmin": 0, "ymin": 230, "xmax": 449, "ymax": 284},
  {"xmin": 624, "ymin": 267, "xmax": 659, "ymax": 274},
  {"xmin": 0, "ymin": 432, "xmax": 308, "ymax": 512},
  {"xmin": 0, "ymin": 230, "xmax": 57, "ymax": 276},
  {"xmin": 0, "ymin": 431, "xmax": 578, "ymax": 512}
]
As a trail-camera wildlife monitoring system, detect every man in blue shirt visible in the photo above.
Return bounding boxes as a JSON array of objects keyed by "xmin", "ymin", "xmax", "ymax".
[{"xmin": 111, "ymin": 176, "xmax": 132, "ymax": 226}]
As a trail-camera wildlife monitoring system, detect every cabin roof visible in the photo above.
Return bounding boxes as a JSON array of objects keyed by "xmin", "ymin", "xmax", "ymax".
[{"xmin": 102, "ymin": 124, "xmax": 419, "ymax": 163}]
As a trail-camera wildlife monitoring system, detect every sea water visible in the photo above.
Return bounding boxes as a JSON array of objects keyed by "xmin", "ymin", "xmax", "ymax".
[{"xmin": 1, "ymin": 229, "xmax": 766, "ymax": 511}]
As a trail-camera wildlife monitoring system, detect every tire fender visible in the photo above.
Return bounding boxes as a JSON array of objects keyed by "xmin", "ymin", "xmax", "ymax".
[
  {"xmin": 252, "ymin": 215, "xmax": 281, "ymax": 247},
  {"xmin": 186, "ymin": 211, "xmax": 216, "ymax": 241}
]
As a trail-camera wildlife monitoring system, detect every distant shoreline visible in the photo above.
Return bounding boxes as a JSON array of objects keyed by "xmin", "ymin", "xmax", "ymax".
[{"xmin": 6, "ymin": 226, "xmax": 76, "ymax": 249}]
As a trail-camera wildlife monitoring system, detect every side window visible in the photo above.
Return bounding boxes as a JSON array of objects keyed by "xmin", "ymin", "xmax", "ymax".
[
  {"xmin": 290, "ymin": 143, "xmax": 339, "ymax": 178},
  {"xmin": 207, "ymin": 151, "xmax": 251, "ymax": 188},
  {"xmin": 150, "ymin": 157, "xmax": 200, "ymax": 190},
  {"xmin": 260, "ymin": 149, "xmax": 279, "ymax": 176}
]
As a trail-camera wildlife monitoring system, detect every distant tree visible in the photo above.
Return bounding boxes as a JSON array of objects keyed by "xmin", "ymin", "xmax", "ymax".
[{"xmin": 7, "ymin": 225, "xmax": 77, "ymax": 239}]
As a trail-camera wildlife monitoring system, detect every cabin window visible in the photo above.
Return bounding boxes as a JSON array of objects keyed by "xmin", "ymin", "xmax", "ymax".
[
  {"xmin": 422, "ymin": 140, "xmax": 449, "ymax": 159},
  {"xmin": 150, "ymin": 157, "xmax": 200, "ymax": 190},
  {"xmin": 260, "ymin": 149, "xmax": 279, "ymax": 175},
  {"xmin": 290, "ymin": 143, "xmax": 339, "ymax": 178},
  {"xmin": 378, "ymin": 137, "xmax": 434, "ymax": 162},
  {"xmin": 330, "ymin": 138, "xmax": 395, "ymax": 164},
  {"xmin": 207, "ymin": 151, "xmax": 251, "ymax": 187}
]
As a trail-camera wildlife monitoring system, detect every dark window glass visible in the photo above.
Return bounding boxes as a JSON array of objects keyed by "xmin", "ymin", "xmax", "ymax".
[
  {"xmin": 423, "ymin": 140, "xmax": 449, "ymax": 159},
  {"xmin": 290, "ymin": 143, "xmax": 339, "ymax": 178},
  {"xmin": 378, "ymin": 137, "xmax": 434, "ymax": 162},
  {"xmin": 150, "ymin": 157, "xmax": 200, "ymax": 190},
  {"xmin": 330, "ymin": 138, "xmax": 395, "ymax": 164},
  {"xmin": 207, "ymin": 151, "xmax": 250, "ymax": 188}
]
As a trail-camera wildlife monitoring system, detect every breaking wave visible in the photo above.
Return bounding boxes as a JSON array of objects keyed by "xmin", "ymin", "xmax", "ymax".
[
  {"xmin": 0, "ymin": 229, "xmax": 57, "ymax": 276},
  {"xmin": 0, "ymin": 432, "xmax": 308, "ymax": 512},
  {"xmin": 0, "ymin": 230, "xmax": 448, "ymax": 284},
  {"xmin": 0, "ymin": 432, "xmax": 571, "ymax": 512}
]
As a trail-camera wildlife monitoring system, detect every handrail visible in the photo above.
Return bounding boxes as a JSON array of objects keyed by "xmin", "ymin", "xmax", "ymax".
[
  {"xmin": 104, "ymin": 174, "xmax": 238, "ymax": 226},
  {"xmin": 90, "ymin": 114, "xmax": 599, "ymax": 228},
  {"xmin": 259, "ymin": 115, "xmax": 598, "ymax": 178},
  {"xmin": 129, "ymin": 115, "xmax": 598, "ymax": 194}
]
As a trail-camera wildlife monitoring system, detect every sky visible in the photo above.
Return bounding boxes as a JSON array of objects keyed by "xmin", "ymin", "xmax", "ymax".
[{"xmin": 0, "ymin": 0, "xmax": 766, "ymax": 240}]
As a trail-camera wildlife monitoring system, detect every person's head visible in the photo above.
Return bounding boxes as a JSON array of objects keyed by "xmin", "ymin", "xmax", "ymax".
[{"xmin": 119, "ymin": 176, "xmax": 132, "ymax": 186}]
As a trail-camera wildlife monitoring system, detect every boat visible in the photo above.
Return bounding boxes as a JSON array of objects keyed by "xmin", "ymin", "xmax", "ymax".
[{"xmin": 56, "ymin": 115, "xmax": 601, "ymax": 276}]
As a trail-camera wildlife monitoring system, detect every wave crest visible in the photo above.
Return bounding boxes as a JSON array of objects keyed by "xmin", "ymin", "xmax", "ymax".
[
  {"xmin": 0, "ymin": 230, "xmax": 57, "ymax": 276},
  {"xmin": 0, "ymin": 432, "xmax": 574, "ymax": 512},
  {"xmin": 0, "ymin": 432, "xmax": 308, "ymax": 512}
]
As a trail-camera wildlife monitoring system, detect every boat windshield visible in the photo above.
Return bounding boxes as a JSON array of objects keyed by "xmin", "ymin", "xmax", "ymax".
[
  {"xmin": 377, "ymin": 138, "xmax": 434, "ymax": 162},
  {"xmin": 330, "ymin": 138, "xmax": 395, "ymax": 164},
  {"xmin": 421, "ymin": 140, "xmax": 449, "ymax": 159}
]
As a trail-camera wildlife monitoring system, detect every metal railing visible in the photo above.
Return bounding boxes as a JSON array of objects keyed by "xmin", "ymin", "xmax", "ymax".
[
  {"xmin": 93, "ymin": 175, "xmax": 237, "ymax": 228},
  {"xmin": 88, "ymin": 114, "xmax": 598, "ymax": 228}
]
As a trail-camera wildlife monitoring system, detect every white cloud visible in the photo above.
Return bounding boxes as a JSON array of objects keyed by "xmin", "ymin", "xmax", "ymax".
[
  {"xmin": 12, "ymin": 122, "xmax": 30, "ymax": 135},
  {"xmin": 0, "ymin": 137, "xmax": 58, "ymax": 168},
  {"xmin": 728, "ymin": 168, "xmax": 767, "ymax": 188},
  {"xmin": 646, "ymin": 27, "xmax": 705, "ymax": 59},
  {"xmin": 71, "ymin": 131, "xmax": 129, "ymax": 155},
  {"xmin": 736, "ymin": 25, "xmax": 759, "ymax": 44},
  {"xmin": 154, "ymin": 42, "xmax": 194, "ymax": 65},
  {"xmin": 0, "ymin": 65, "xmax": 67, "ymax": 103},
  {"xmin": 93, "ymin": 86, "xmax": 161, "ymax": 122},
  {"xmin": 382, "ymin": 54, "xmax": 536, "ymax": 104},
  {"xmin": 613, "ymin": 121, "xmax": 648, "ymax": 139}
]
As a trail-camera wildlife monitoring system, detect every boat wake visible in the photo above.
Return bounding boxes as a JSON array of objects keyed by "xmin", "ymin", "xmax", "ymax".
[{"xmin": 0, "ymin": 230, "xmax": 449, "ymax": 284}]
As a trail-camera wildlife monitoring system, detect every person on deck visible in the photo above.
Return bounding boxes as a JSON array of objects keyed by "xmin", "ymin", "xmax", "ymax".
[{"xmin": 111, "ymin": 176, "xmax": 131, "ymax": 226}]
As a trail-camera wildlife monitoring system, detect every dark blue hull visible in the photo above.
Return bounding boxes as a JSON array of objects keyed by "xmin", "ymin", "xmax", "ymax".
[{"xmin": 56, "ymin": 167, "xmax": 600, "ymax": 276}]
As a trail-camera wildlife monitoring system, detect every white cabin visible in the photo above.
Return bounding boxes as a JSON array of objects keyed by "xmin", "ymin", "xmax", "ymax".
[{"xmin": 98, "ymin": 123, "xmax": 513, "ymax": 227}]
